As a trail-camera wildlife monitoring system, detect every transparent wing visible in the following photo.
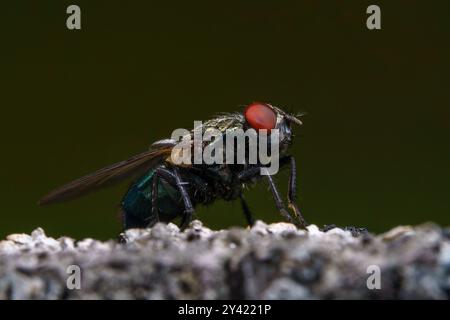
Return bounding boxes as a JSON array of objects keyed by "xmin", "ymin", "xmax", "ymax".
[{"xmin": 39, "ymin": 145, "xmax": 173, "ymax": 205}]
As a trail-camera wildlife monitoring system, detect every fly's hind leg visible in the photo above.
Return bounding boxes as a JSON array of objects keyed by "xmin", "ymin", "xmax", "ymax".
[
  {"xmin": 148, "ymin": 166, "xmax": 178, "ymax": 227},
  {"xmin": 172, "ymin": 167, "xmax": 195, "ymax": 231},
  {"xmin": 148, "ymin": 172, "xmax": 160, "ymax": 227}
]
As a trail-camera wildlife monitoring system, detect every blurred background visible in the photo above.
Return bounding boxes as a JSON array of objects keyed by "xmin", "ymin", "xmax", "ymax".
[{"xmin": 0, "ymin": 1, "xmax": 449, "ymax": 240}]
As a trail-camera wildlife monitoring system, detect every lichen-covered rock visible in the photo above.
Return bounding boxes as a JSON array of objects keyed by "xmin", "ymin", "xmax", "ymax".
[{"xmin": 0, "ymin": 221, "xmax": 449, "ymax": 299}]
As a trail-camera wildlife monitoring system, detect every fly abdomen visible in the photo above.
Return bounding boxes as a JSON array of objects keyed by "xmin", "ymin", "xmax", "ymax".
[{"xmin": 121, "ymin": 168, "xmax": 183, "ymax": 229}]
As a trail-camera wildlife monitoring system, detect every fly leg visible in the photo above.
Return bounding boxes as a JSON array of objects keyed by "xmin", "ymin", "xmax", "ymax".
[
  {"xmin": 236, "ymin": 157, "xmax": 290, "ymax": 227},
  {"xmin": 264, "ymin": 169, "xmax": 305, "ymax": 229},
  {"xmin": 172, "ymin": 167, "xmax": 195, "ymax": 231},
  {"xmin": 286, "ymin": 156, "xmax": 308, "ymax": 229},
  {"xmin": 149, "ymin": 172, "xmax": 160, "ymax": 226},
  {"xmin": 239, "ymin": 194, "xmax": 255, "ymax": 226},
  {"xmin": 237, "ymin": 157, "xmax": 306, "ymax": 229},
  {"xmin": 237, "ymin": 156, "xmax": 291, "ymax": 181},
  {"xmin": 146, "ymin": 167, "xmax": 178, "ymax": 228}
]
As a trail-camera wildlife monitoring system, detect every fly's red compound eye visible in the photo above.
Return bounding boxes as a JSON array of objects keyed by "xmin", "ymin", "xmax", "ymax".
[{"xmin": 244, "ymin": 103, "xmax": 277, "ymax": 130}]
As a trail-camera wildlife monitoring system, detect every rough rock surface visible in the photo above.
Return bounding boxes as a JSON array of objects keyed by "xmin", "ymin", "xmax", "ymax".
[{"xmin": 0, "ymin": 221, "xmax": 449, "ymax": 299}]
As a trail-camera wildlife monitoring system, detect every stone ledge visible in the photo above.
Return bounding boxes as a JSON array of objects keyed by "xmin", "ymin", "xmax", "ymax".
[{"xmin": 0, "ymin": 221, "xmax": 449, "ymax": 299}]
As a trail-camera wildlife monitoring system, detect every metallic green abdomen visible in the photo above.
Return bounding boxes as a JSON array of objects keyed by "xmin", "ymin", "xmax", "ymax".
[{"xmin": 121, "ymin": 169, "xmax": 183, "ymax": 228}]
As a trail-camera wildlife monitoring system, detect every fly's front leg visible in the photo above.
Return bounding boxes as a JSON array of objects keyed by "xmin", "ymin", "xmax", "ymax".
[
  {"xmin": 238, "ymin": 159, "xmax": 306, "ymax": 229},
  {"xmin": 264, "ymin": 171, "xmax": 301, "ymax": 228},
  {"xmin": 172, "ymin": 167, "xmax": 194, "ymax": 230},
  {"xmin": 287, "ymin": 156, "xmax": 308, "ymax": 229},
  {"xmin": 237, "ymin": 156, "xmax": 291, "ymax": 181},
  {"xmin": 237, "ymin": 158, "xmax": 290, "ymax": 227}
]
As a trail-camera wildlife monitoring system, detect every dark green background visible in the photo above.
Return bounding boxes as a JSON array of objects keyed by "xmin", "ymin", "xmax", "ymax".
[{"xmin": 1, "ymin": 1, "xmax": 449, "ymax": 240}]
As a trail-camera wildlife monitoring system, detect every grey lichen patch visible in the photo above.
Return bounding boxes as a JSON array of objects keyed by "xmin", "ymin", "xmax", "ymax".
[{"xmin": 0, "ymin": 221, "xmax": 449, "ymax": 299}]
